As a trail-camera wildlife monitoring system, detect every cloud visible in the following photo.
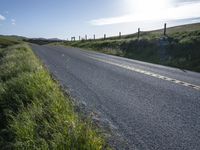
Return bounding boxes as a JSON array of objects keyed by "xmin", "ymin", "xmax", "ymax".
[
  {"xmin": 174, "ymin": 0, "xmax": 200, "ymax": 3},
  {"xmin": 90, "ymin": 15, "xmax": 134, "ymax": 26},
  {"xmin": 173, "ymin": 0, "xmax": 200, "ymax": 6},
  {"xmin": 0, "ymin": 14, "xmax": 6, "ymax": 21},
  {"xmin": 89, "ymin": 1, "xmax": 200, "ymax": 26},
  {"xmin": 11, "ymin": 19, "xmax": 16, "ymax": 25}
]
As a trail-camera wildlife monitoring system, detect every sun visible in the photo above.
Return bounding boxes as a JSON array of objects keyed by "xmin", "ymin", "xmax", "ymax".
[
  {"xmin": 123, "ymin": 0, "xmax": 171, "ymax": 21},
  {"xmin": 124, "ymin": 0, "xmax": 170, "ymax": 15}
]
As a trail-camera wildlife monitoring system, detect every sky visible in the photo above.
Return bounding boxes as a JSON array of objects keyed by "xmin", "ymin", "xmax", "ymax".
[{"xmin": 0, "ymin": 0, "xmax": 200, "ymax": 39}]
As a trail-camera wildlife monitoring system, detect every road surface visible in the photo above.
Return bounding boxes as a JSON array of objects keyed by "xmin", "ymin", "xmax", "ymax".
[{"xmin": 32, "ymin": 44, "xmax": 200, "ymax": 150}]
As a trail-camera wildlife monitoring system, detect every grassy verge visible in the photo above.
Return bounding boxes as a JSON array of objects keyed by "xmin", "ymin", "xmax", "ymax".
[
  {"xmin": 56, "ymin": 23, "xmax": 200, "ymax": 72},
  {"xmin": 0, "ymin": 39, "xmax": 108, "ymax": 149}
]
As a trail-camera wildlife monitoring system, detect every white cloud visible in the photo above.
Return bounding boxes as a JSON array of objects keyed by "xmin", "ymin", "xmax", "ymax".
[
  {"xmin": 89, "ymin": 1, "xmax": 200, "ymax": 26},
  {"xmin": 11, "ymin": 19, "xmax": 16, "ymax": 25},
  {"xmin": 90, "ymin": 15, "xmax": 133, "ymax": 26},
  {"xmin": 0, "ymin": 14, "xmax": 6, "ymax": 21}
]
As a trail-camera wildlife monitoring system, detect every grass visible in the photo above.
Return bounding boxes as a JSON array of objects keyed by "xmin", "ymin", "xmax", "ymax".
[
  {"xmin": 56, "ymin": 23, "xmax": 200, "ymax": 72},
  {"xmin": 0, "ymin": 37, "xmax": 20, "ymax": 48},
  {"xmin": 0, "ymin": 38, "xmax": 108, "ymax": 149}
]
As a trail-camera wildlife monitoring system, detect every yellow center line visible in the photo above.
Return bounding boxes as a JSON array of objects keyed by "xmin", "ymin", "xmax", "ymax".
[{"xmin": 88, "ymin": 56, "xmax": 200, "ymax": 91}]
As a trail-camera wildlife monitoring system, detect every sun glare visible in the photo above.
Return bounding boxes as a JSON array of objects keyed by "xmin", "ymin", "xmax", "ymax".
[{"xmin": 124, "ymin": 0, "xmax": 171, "ymax": 20}]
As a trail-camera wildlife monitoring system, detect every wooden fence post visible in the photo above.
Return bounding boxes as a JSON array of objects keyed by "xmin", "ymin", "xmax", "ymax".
[
  {"xmin": 119, "ymin": 32, "xmax": 122, "ymax": 38},
  {"xmin": 138, "ymin": 28, "xmax": 140, "ymax": 40},
  {"xmin": 164, "ymin": 23, "xmax": 167, "ymax": 36},
  {"xmin": 71, "ymin": 37, "xmax": 75, "ymax": 41}
]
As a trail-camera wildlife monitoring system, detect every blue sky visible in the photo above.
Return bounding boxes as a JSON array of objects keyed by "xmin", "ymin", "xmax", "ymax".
[{"xmin": 0, "ymin": 0, "xmax": 200, "ymax": 39}]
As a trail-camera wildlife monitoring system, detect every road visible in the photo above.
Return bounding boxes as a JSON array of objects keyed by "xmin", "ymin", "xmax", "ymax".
[{"xmin": 32, "ymin": 44, "xmax": 200, "ymax": 150}]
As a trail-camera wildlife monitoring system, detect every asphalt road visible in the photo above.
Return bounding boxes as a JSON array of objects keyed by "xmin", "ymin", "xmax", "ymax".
[{"xmin": 32, "ymin": 44, "xmax": 200, "ymax": 150}]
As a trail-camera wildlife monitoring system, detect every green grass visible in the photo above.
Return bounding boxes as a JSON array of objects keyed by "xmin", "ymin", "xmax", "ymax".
[
  {"xmin": 0, "ymin": 37, "xmax": 20, "ymax": 48},
  {"xmin": 0, "ymin": 38, "xmax": 108, "ymax": 149},
  {"xmin": 57, "ymin": 23, "xmax": 200, "ymax": 72}
]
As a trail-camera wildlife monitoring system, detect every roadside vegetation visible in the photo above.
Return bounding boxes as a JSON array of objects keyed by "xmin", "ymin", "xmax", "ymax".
[
  {"xmin": 0, "ymin": 37, "xmax": 107, "ymax": 149},
  {"xmin": 57, "ymin": 23, "xmax": 200, "ymax": 72},
  {"xmin": 24, "ymin": 38, "xmax": 64, "ymax": 45}
]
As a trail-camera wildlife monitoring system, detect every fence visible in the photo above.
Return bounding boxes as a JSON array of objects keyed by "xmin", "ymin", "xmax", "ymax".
[{"xmin": 70, "ymin": 23, "xmax": 167, "ymax": 42}]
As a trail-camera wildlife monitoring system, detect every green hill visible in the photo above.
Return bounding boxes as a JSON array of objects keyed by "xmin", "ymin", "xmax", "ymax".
[{"xmin": 60, "ymin": 23, "xmax": 200, "ymax": 72}]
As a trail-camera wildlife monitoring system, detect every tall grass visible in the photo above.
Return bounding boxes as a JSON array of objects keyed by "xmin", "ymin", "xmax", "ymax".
[{"xmin": 0, "ymin": 41, "xmax": 108, "ymax": 149}]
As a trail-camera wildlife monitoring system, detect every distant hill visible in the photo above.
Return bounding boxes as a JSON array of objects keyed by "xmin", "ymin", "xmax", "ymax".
[
  {"xmin": 25, "ymin": 38, "xmax": 64, "ymax": 45},
  {"xmin": 0, "ymin": 35, "xmax": 24, "ymax": 48},
  {"xmin": 0, "ymin": 35, "xmax": 64, "ymax": 45}
]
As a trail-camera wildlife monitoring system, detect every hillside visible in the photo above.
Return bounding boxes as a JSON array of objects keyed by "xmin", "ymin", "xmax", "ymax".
[{"xmin": 59, "ymin": 23, "xmax": 200, "ymax": 72}]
